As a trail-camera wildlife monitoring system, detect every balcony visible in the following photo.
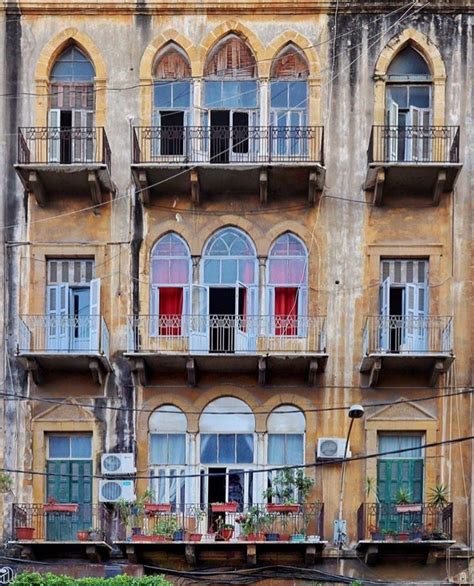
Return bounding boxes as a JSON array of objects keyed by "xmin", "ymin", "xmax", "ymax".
[
  {"xmin": 357, "ymin": 502, "xmax": 454, "ymax": 565},
  {"xmin": 16, "ymin": 315, "xmax": 110, "ymax": 384},
  {"xmin": 116, "ymin": 502, "xmax": 326, "ymax": 567},
  {"xmin": 11, "ymin": 503, "xmax": 113, "ymax": 562},
  {"xmin": 16, "ymin": 127, "xmax": 114, "ymax": 205},
  {"xmin": 360, "ymin": 315, "xmax": 454, "ymax": 387},
  {"xmin": 126, "ymin": 314, "xmax": 327, "ymax": 385},
  {"xmin": 365, "ymin": 125, "xmax": 461, "ymax": 205},
  {"xmin": 131, "ymin": 126, "xmax": 325, "ymax": 205}
]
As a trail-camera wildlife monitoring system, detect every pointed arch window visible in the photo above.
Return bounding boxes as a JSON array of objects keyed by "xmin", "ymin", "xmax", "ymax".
[
  {"xmin": 151, "ymin": 233, "xmax": 191, "ymax": 336},
  {"xmin": 267, "ymin": 233, "xmax": 308, "ymax": 336},
  {"xmin": 203, "ymin": 35, "xmax": 258, "ymax": 163},
  {"xmin": 152, "ymin": 45, "xmax": 192, "ymax": 157},
  {"xmin": 49, "ymin": 45, "xmax": 95, "ymax": 163},
  {"xmin": 386, "ymin": 46, "xmax": 432, "ymax": 162},
  {"xmin": 149, "ymin": 405, "xmax": 187, "ymax": 506}
]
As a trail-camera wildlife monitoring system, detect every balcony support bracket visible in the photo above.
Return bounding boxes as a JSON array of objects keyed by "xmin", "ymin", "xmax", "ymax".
[
  {"xmin": 308, "ymin": 359, "xmax": 319, "ymax": 386},
  {"xmin": 130, "ymin": 357, "xmax": 148, "ymax": 386},
  {"xmin": 125, "ymin": 545, "xmax": 138, "ymax": 564},
  {"xmin": 185, "ymin": 544, "xmax": 197, "ymax": 565},
  {"xmin": 372, "ymin": 168, "xmax": 385, "ymax": 206},
  {"xmin": 186, "ymin": 358, "xmax": 197, "ymax": 386},
  {"xmin": 429, "ymin": 359, "xmax": 445, "ymax": 387},
  {"xmin": 258, "ymin": 356, "xmax": 267, "ymax": 386},
  {"xmin": 305, "ymin": 545, "xmax": 317, "ymax": 565},
  {"xmin": 308, "ymin": 169, "xmax": 324, "ymax": 206},
  {"xmin": 190, "ymin": 169, "xmax": 200, "ymax": 205},
  {"xmin": 432, "ymin": 170, "xmax": 447, "ymax": 206},
  {"xmin": 259, "ymin": 169, "xmax": 268, "ymax": 204},
  {"xmin": 88, "ymin": 171, "xmax": 102, "ymax": 205},
  {"xmin": 247, "ymin": 544, "xmax": 257, "ymax": 566},
  {"xmin": 86, "ymin": 545, "xmax": 102, "ymax": 563},
  {"xmin": 26, "ymin": 358, "xmax": 44, "ymax": 386},
  {"xmin": 368, "ymin": 358, "xmax": 382, "ymax": 388},
  {"xmin": 89, "ymin": 359, "xmax": 104, "ymax": 386},
  {"xmin": 364, "ymin": 544, "xmax": 379, "ymax": 565},
  {"xmin": 27, "ymin": 171, "xmax": 46, "ymax": 207},
  {"xmin": 137, "ymin": 170, "xmax": 150, "ymax": 206}
]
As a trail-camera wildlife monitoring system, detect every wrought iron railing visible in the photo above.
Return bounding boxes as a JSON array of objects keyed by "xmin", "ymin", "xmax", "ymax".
[
  {"xmin": 126, "ymin": 314, "xmax": 327, "ymax": 355},
  {"xmin": 12, "ymin": 503, "xmax": 112, "ymax": 542},
  {"xmin": 114, "ymin": 503, "xmax": 324, "ymax": 542},
  {"xmin": 357, "ymin": 502, "xmax": 453, "ymax": 541},
  {"xmin": 132, "ymin": 126, "xmax": 324, "ymax": 165},
  {"xmin": 17, "ymin": 315, "xmax": 110, "ymax": 357},
  {"xmin": 368, "ymin": 125, "xmax": 460, "ymax": 164},
  {"xmin": 18, "ymin": 127, "xmax": 111, "ymax": 171},
  {"xmin": 362, "ymin": 315, "xmax": 453, "ymax": 355}
]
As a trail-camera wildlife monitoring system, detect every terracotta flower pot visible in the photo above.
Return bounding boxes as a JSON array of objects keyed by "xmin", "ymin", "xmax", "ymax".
[
  {"xmin": 16, "ymin": 527, "xmax": 35, "ymax": 540},
  {"xmin": 76, "ymin": 531, "xmax": 89, "ymax": 541},
  {"xmin": 189, "ymin": 533, "xmax": 202, "ymax": 542},
  {"xmin": 279, "ymin": 533, "xmax": 291, "ymax": 541},
  {"xmin": 145, "ymin": 503, "xmax": 172, "ymax": 514},
  {"xmin": 218, "ymin": 528, "xmax": 234, "ymax": 541},
  {"xmin": 43, "ymin": 503, "xmax": 79, "ymax": 513},
  {"xmin": 266, "ymin": 504, "xmax": 300, "ymax": 513},
  {"xmin": 211, "ymin": 502, "xmax": 238, "ymax": 513}
]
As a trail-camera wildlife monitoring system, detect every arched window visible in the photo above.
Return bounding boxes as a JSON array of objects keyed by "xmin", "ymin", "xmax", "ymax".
[
  {"xmin": 151, "ymin": 233, "xmax": 190, "ymax": 336},
  {"xmin": 149, "ymin": 405, "xmax": 187, "ymax": 506},
  {"xmin": 270, "ymin": 45, "xmax": 309, "ymax": 158},
  {"xmin": 200, "ymin": 397, "xmax": 255, "ymax": 508},
  {"xmin": 267, "ymin": 405, "xmax": 305, "ymax": 466},
  {"xmin": 386, "ymin": 46, "xmax": 432, "ymax": 162},
  {"xmin": 153, "ymin": 44, "xmax": 192, "ymax": 157},
  {"xmin": 49, "ymin": 45, "xmax": 95, "ymax": 163},
  {"xmin": 267, "ymin": 233, "xmax": 307, "ymax": 335},
  {"xmin": 203, "ymin": 35, "xmax": 258, "ymax": 163}
]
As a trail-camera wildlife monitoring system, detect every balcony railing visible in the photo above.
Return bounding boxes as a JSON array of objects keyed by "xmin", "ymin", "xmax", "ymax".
[
  {"xmin": 132, "ymin": 126, "xmax": 324, "ymax": 165},
  {"xmin": 127, "ymin": 315, "xmax": 327, "ymax": 355},
  {"xmin": 362, "ymin": 315, "xmax": 453, "ymax": 356},
  {"xmin": 12, "ymin": 503, "xmax": 112, "ymax": 542},
  {"xmin": 115, "ymin": 503, "xmax": 324, "ymax": 542},
  {"xmin": 18, "ymin": 315, "xmax": 110, "ymax": 357},
  {"xmin": 18, "ymin": 127, "xmax": 111, "ymax": 171},
  {"xmin": 357, "ymin": 502, "xmax": 453, "ymax": 541},
  {"xmin": 368, "ymin": 125, "xmax": 460, "ymax": 164}
]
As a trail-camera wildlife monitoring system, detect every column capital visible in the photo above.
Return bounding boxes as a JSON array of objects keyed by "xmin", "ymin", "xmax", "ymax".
[
  {"xmin": 191, "ymin": 255, "xmax": 201, "ymax": 268},
  {"xmin": 258, "ymin": 255, "xmax": 267, "ymax": 268}
]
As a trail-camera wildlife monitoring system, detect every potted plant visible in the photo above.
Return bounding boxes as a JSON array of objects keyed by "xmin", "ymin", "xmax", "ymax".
[
  {"xmin": 382, "ymin": 528, "xmax": 397, "ymax": 542},
  {"xmin": 264, "ymin": 468, "xmax": 314, "ymax": 513},
  {"xmin": 0, "ymin": 472, "xmax": 13, "ymax": 494},
  {"xmin": 428, "ymin": 484, "xmax": 449, "ymax": 508},
  {"xmin": 43, "ymin": 497, "xmax": 79, "ymax": 514},
  {"xmin": 76, "ymin": 530, "xmax": 89, "ymax": 541},
  {"xmin": 88, "ymin": 528, "xmax": 104, "ymax": 541},
  {"xmin": 173, "ymin": 526, "xmax": 185, "ymax": 541},
  {"xmin": 152, "ymin": 516, "xmax": 178, "ymax": 542},
  {"xmin": 211, "ymin": 501, "xmax": 238, "ymax": 513},
  {"xmin": 409, "ymin": 523, "xmax": 423, "ymax": 541},
  {"xmin": 145, "ymin": 503, "xmax": 173, "ymax": 514},
  {"xmin": 16, "ymin": 526, "xmax": 35, "ymax": 540},
  {"xmin": 369, "ymin": 524, "xmax": 383, "ymax": 541},
  {"xmin": 189, "ymin": 507, "xmax": 205, "ymax": 542},
  {"xmin": 216, "ymin": 518, "xmax": 234, "ymax": 541},
  {"xmin": 236, "ymin": 507, "xmax": 265, "ymax": 541}
]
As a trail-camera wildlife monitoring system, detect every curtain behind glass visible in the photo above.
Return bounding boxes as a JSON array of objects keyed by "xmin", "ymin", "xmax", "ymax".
[{"xmin": 379, "ymin": 434, "xmax": 423, "ymax": 459}]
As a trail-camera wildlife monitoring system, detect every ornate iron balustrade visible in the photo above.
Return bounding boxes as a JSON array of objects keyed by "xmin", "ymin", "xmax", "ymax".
[
  {"xmin": 17, "ymin": 315, "xmax": 110, "ymax": 356},
  {"xmin": 357, "ymin": 502, "xmax": 453, "ymax": 541},
  {"xmin": 368, "ymin": 125, "xmax": 460, "ymax": 164},
  {"xmin": 12, "ymin": 503, "xmax": 112, "ymax": 542},
  {"xmin": 132, "ymin": 126, "xmax": 324, "ymax": 165},
  {"xmin": 114, "ymin": 503, "xmax": 324, "ymax": 542},
  {"xmin": 18, "ymin": 127, "xmax": 111, "ymax": 170},
  {"xmin": 362, "ymin": 315, "xmax": 453, "ymax": 355},
  {"xmin": 126, "ymin": 314, "xmax": 327, "ymax": 355}
]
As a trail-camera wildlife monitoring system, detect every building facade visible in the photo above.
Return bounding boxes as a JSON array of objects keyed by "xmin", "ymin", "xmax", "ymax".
[{"xmin": 1, "ymin": 0, "xmax": 473, "ymax": 582}]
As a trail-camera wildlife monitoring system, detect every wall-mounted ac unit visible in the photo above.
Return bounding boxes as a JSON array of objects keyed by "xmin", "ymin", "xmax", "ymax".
[
  {"xmin": 99, "ymin": 479, "xmax": 136, "ymax": 503},
  {"xmin": 101, "ymin": 453, "xmax": 136, "ymax": 475},
  {"xmin": 317, "ymin": 438, "xmax": 350, "ymax": 459}
]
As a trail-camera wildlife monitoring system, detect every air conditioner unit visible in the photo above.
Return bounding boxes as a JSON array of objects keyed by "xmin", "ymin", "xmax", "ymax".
[
  {"xmin": 99, "ymin": 479, "xmax": 136, "ymax": 503},
  {"xmin": 101, "ymin": 453, "xmax": 136, "ymax": 475},
  {"xmin": 317, "ymin": 438, "xmax": 350, "ymax": 460}
]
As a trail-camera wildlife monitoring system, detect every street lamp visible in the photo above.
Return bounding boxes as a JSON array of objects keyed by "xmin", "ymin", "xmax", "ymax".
[{"xmin": 335, "ymin": 404, "xmax": 365, "ymax": 548}]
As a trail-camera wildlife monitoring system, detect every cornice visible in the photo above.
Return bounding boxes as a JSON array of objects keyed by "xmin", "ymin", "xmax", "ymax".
[{"xmin": 2, "ymin": 1, "xmax": 474, "ymax": 17}]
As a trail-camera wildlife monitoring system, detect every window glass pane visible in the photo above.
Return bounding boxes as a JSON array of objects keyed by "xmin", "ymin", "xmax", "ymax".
[
  {"xmin": 268, "ymin": 434, "xmax": 285, "ymax": 465},
  {"xmin": 408, "ymin": 86, "xmax": 430, "ymax": 108},
  {"xmin": 238, "ymin": 260, "xmax": 255, "ymax": 284},
  {"xmin": 221, "ymin": 259, "xmax": 237, "ymax": 284},
  {"xmin": 71, "ymin": 436, "xmax": 92, "ymax": 458},
  {"xmin": 387, "ymin": 86, "xmax": 408, "ymax": 109},
  {"xmin": 169, "ymin": 259, "xmax": 189, "ymax": 284},
  {"xmin": 387, "ymin": 47, "xmax": 430, "ymax": 76},
  {"xmin": 49, "ymin": 436, "xmax": 70, "ymax": 459},
  {"xmin": 239, "ymin": 81, "xmax": 257, "ymax": 108},
  {"xmin": 203, "ymin": 259, "xmax": 220, "ymax": 284},
  {"xmin": 237, "ymin": 434, "xmax": 254, "ymax": 463},
  {"xmin": 201, "ymin": 434, "xmax": 217, "ymax": 463},
  {"xmin": 269, "ymin": 259, "xmax": 288, "ymax": 285},
  {"xmin": 152, "ymin": 259, "xmax": 170, "ymax": 284},
  {"xmin": 271, "ymin": 82, "xmax": 288, "ymax": 108},
  {"xmin": 222, "ymin": 81, "xmax": 239, "ymax": 106},
  {"xmin": 154, "ymin": 83, "xmax": 172, "ymax": 108},
  {"xmin": 288, "ymin": 259, "xmax": 306, "ymax": 283},
  {"xmin": 219, "ymin": 434, "xmax": 236, "ymax": 464},
  {"xmin": 379, "ymin": 434, "xmax": 423, "ymax": 459},
  {"xmin": 173, "ymin": 82, "xmax": 190, "ymax": 108},
  {"xmin": 168, "ymin": 434, "xmax": 186, "ymax": 465},
  {"xmin": 204, "ymin": 82, "xmax": 222, "ymax": 107},
  {"xmin": 286, "ymin": 434, "xmax": 304, "ymax": 465},
  {"xmin": 289, "ymin": 82, "xmax": 307, "ymax": 108},
  {"xmin": 150, "ymin": 434, "xmax": 169, "ymax": 465}
]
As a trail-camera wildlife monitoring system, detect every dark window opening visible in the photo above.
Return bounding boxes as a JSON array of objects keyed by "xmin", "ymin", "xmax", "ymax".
[
  {"xmin": 160, "ymin": 111, "xmax": 184, "ymax": 156},
  {"xmin": 389, "ymin": 287, "xmax": 403, "ymax": 352},
  {"xmin": 209, "ymin": 287, "xmax": 235, "ymax": 352}
]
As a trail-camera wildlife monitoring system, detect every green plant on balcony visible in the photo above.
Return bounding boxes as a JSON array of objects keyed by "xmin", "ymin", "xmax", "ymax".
[
  {"xmin": 263, "ymin": 468, "xmax": 314, "ymax": 506},
  {"xmin": 428, "ymin": 484, "xmax": 449, "ymax": 508},
  {"xmin": 394, "ymin": 488, "xmax": 411, "ymax": 505},
  {"xmin": 153, "ymin": 516, "xmax": 179, "ymax": 539},
  {"xmin": 0, "ymin": 472, "xmax": 13, "ymax": 494}
]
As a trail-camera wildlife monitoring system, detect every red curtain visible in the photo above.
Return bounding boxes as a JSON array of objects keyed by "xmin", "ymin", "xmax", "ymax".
[
  {"xmin": 159, "ymin": 287, "xmax": 183, "ymax": 335},
  {"xmin": 275, "ymin": 287, "xmax": 298, "ymax": 335}
]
